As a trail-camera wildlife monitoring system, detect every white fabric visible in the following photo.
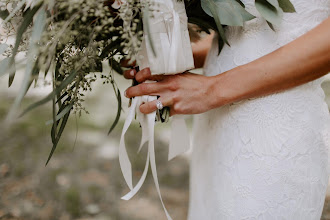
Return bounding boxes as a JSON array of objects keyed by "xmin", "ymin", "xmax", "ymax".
[
  {"xmin": 137, "ymin": 0, "xmax": 195, "ymax": 74},
  {"xmin": 120, "ymin": 95, "xmax": 172, "ymax": 220},
  {"xmin": 189, "ymin": 0, "xmax": 330, "ymax": 219},
  {"xmin": 119, "ymin": 0, "xmax": 193, "ymax": 219}
]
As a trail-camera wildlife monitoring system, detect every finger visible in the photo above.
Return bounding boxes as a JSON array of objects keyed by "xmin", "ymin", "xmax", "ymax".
[
  {"xmin": 125, "ymin": 82, "xmax": 166, "ymax": 98},
  {"xmin": 139, "ymin": 97, "xmax": 173, "ymax": 114},
  {"xmin": 169, "ymin": 108, "xmax": 176, "ymax": 116},
  {"xmin": 135, "ymin": 67, "xmax": 165, "ymax": 83},
  {"xmin": 123, "ymin": 69, "xmax": 136, "ymax": 79}
]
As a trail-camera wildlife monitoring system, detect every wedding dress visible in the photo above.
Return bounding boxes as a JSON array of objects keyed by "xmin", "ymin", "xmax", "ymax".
[{"xmin": 188, "ymin": 0, "xmax": 330, "ymax": 219}]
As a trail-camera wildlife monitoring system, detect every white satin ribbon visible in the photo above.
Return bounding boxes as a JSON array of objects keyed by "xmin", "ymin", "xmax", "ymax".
[
  {"xmin": 119, "ymin": 0, "xmax": 193, "ymax": 219},
  {"xmin": 140, "ymin": 0, "xmax": 194, "ymax": 75},
  {"xmin": 164, "ymin": 2, "xmax": 184, "ymax": 74},
  {"xmin": 119, "ymin": 95, "xmax": 189, "ymax": 220}
]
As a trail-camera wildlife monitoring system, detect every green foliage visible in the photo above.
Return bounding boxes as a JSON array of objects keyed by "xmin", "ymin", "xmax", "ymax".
[
  {"xmin": 278, "ymin": 0, "xmax": 296, "ymax": 12},
  {"xmin": 255, "ymin": 0, "xmax": 283, "ymax": 26},
  {"xmin": 196, "ymin": 0, "xmax": 295, "ymax": 46},
  {"xmin": 201, "ymin": 0, "xmax": 255, "ymax": 26},
  {"xmin": 0, "ymin": 8, "xmax": 9, "ymax": 19},
  {"xmin": 0, "ymin": 0, "xmax": 295, "ymax": 164},
  {"xmin": 0, "ymin": 43, "xmax": 8, "ymax": 54},
  {"xmin": 108, "ymin": 81, "xmax": 122, "ymax": 135},
  {"xmin": 8, "ymin": 4, "xmax": 42, "ymax": 86}
]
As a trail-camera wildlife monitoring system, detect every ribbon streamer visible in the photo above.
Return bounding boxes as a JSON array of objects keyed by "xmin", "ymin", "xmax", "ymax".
[
  {"xmin": 119, "ymin": 0, "xmax": 193, "ymax": 219},
  {"xmin": 119, "ymin": 95, "xmax": 190, "ymax": 220}
]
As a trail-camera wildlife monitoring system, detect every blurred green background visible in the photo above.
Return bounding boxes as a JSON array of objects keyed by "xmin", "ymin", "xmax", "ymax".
[{"xmin": 1, "ymin": 65, "xmax": 330, "ymax": 220}]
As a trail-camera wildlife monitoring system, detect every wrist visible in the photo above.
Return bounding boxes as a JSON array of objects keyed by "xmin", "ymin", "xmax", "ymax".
[
  {"xmin": 210, "ymin": 65, "xmax": 249, "ymax": 108},
  {"xmin": 206, "ymin": 74, "xmax": 230, "ymax": 109}
]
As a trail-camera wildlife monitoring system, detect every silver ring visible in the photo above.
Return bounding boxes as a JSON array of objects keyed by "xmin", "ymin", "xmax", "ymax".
[{"xmin": 156, "ymin": 100, "xmax": 163, "ymax": 110}]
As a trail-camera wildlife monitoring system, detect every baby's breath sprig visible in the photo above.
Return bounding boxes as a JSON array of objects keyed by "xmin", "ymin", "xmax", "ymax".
[
  {"xmin": 0, "ymin": 0, "xmax": 296, "ymax": 164},
  {"xmin": 0, "ymin": 0, "xmax": 152, "ymax": 164}
]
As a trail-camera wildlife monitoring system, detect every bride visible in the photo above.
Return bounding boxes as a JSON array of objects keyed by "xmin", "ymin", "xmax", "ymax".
[{"xmin": 124, "ymin": 0, "xmax": 330, "ymax": 219}]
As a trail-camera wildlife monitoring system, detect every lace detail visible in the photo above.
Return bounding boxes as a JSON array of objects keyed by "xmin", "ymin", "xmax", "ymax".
[
  {"xmin": 204, "ymin": 0, "xmax": 330, "ymax": 75},
  {"xmin": 189, "ymin": 0, "xmax": 330, "ymax": 219}
]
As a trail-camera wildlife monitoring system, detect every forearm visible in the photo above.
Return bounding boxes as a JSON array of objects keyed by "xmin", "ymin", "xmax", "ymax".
[{"xmin": 214, "ymin": 17, "xmax": 330, "ymax": 106}]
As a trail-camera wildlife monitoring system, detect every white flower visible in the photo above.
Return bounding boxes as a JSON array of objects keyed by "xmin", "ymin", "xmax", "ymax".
[{"xmin": 111, "ymin": 0, "xmax": 127, "ymax": 9}]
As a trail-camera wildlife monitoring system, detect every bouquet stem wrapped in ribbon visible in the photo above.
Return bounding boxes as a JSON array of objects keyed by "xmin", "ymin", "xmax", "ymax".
[{"xmin": 119, "ymin": 0, "xmax": 194, "ymax": 218}]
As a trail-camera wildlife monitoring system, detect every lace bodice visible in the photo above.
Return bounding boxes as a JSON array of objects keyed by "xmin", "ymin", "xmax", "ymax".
[
  {"xmin": 205, "ymin": 0, "xmax": 330, "ymax": 75},
  {"xmin": 188, "ymin": 0, "xmax": 330, "ymax": 219}
]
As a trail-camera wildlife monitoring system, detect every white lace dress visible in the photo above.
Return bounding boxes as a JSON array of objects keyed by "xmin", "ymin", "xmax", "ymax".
[{"xmin": 188, "ymin": 0, "xmax": 330, "ymax": 219}]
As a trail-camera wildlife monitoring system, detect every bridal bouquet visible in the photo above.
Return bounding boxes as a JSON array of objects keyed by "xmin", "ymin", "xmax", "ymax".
[
  {"xmin": 0, "ymin": 0, "xmax": 296, "ymax": 162},
  {"xmin": 0, "ymin": 0, "xmax": 295, "ymax": 218}
]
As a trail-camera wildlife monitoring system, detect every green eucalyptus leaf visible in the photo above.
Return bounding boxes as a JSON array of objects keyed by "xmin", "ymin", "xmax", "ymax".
[
  {"xmin": 239, "ymin": 6, "xmax": 256, "ymax": 21},
  {"xmin": 0, "ymin": 58, "xmax": 11, "ymax": 77},
  {"xmin": 0, "ymin": 44, "xmax": 9, "ymax": 55},
  {"xmin": 55, "ymin": 85, "xmax": 75, "ymax": 104},
  {"xmin": 0, "ymin": 9, "xmax": 9, "ymax": 20},
  {"xmin": 44, "ymin": 58, "xmax": 53, "ymax": 78},
  {"xmin": 31, "ymin": 8, "xmax": 47, "ymax": 42},
  {"xmin": 46, "ymin": 103, "xmax": 74, "ymax": 125},
  {"xmin": 8, "ymin": 71, "xmax": 15, "ymax": 87},
  {"xmin": 255, "ymin": 0, "xmax": 283, "ymax": 26},
  {"xmin": 202, "ymin": 0, "xmax": 228, "ymax": 45},
  {"xmin": 217, "ymin": 37, "xmax": 225, "ymax": 55},
  {"xmin": 267, "ymin": 21, "xmax": 275, "ymax": 31},
  {"xmin": 109, "ymin": 58, "xmax": 123, "ymax": 75},
  {"xmin": 201, "ymin": 0, "xmax": 255, "ymax": 26},
  {"xmin": 51, "ymin": 116, "xmax": 57, "ymax": 144},
  {"xmin": 46, "ymin": 110, "xmax": 71, "ymax": 166},
  {"xmin": 278, "ymin": 0, "xmax": 296, "ymax": 12},
  {"xmin": 22, "ymin": 62, "xmax": 40, "ymax": 97},
  {"xmin": 3, "ymin": 0, "xmax": 25, "ymax": 22},
  {"xmin": 265, "ymin": 0, "xmax": 280, "ymax": 7},
  {"xmin": 108, "ymin": 88, "xmax": 121, "ymax": 134},
  {"xmin": 32, "ymin": 62, "xmax": 40, "ymax": 87},
  {"xmin": 100, "ymin": 37, "xmax": 123, "ymax": 59},
  {"xmin": 51, "ymin": 97, "xmax": 72, "ymax": 144},
  {"xmin": 0, "ymin": 59, "xmax": 25, "ymax": 77},
  {"xmin": 20, "ymin": 70, "xmax": 78, "ymax": 117},
  {"xmin": 234, "ymin": 0, "xmax": 245, "ymax": 7},
  {"xmin": 202, "ymin": 0, "xmax": 243, "ymax": 26},
  {"xmin": 8, "ymin": 4, "xmax": 42, "ymax": 87},
  {"xmin": 185, "ymin": 0, "xmax": 219, "ymax": 33},
  {"xmin": 51, "ymin": 96, "xmax": 57, "ymax": 144},
  {"xmin": 9, "ymin": 6, "xmax": 47, "ymax": 119}
]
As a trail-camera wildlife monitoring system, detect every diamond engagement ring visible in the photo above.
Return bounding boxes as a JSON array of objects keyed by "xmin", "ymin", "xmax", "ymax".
[{"xmin": 156, "ymin": 100, "xmax": 164, "ymax": 110}]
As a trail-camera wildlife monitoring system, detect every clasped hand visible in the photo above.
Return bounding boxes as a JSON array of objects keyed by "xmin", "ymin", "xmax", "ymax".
[{"xmin": 124, "ymin": 67, "xmax": 221, "ymax": 116}]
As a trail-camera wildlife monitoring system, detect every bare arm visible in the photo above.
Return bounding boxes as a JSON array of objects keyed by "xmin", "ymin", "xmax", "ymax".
[
  {"xmin": 125, "ymin": 17, "xmax": 330, "ymax": 115},
  {"xmin": 214, "ymin": 17, "xmax": 330, "ymax": 106}
]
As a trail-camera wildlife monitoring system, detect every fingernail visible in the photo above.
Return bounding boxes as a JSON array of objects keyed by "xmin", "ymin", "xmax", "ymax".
[
  {"xmin": 130, "ymin": 70, "xmax": 135, "ymax": 77},
  {"xmin": 124, "ymin": 90, "xmax": 128, "ymax": 98}
]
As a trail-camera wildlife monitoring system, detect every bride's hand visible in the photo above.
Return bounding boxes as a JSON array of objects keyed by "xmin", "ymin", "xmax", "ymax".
[
  {"xmin": 123, "ymin": 67, "xmax": 221, "ymax": 115},
  {"xmin": 126, "ymin": 18, "xmax": 330, "ymax": 116}
]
